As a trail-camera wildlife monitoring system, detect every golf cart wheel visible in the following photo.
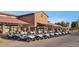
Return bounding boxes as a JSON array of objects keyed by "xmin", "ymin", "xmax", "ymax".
[
  {"xmin": 32, "ymin": 38, "xmax": 35, "ymax": 41},
  {"xmin": 26, "ymin": 38, "xmax": 31, "ymax": 42},
  {"xmin": 50, "ymin": 36, "xmax": 52, "ymax": 38},
  {"xmin": 7, "ymin": 36, "xmax": 11, "ymax": 39},
  {"xmin": 44, "ymin": 36, "xmax": 48, "ymax": 39},
  {"xmin": 40, "ymin": 37, "xmax": 43, "ymax": 40},
  {"xmin": 52, "ymin": 36, "xmax": 54, "ymax": 37},
  {"xmin": 17, "ymin": 37, "xmax": 21, "ymax": 41},
  {"xmin": 36, "ymin": 37, "xmax": 40, "ymax": 40}
]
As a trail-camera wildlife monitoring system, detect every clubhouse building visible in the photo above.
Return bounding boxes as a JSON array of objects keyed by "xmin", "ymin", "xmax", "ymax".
[{"xmin": 0, "ymin": 11, "xmax": 62, "ymax": 34}]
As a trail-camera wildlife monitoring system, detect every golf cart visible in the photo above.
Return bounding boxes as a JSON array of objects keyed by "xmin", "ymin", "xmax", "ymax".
[
  {"xmin": 48, "ymin": 31, "xmax": 55, "ymax": 37},
  {"xmin": 35, "ymin": 31, "xmax": 44, "ymax": 40},
  {"xmin": 43, "ymin": 31, "xmax": 50, "ymax": 39},
  {"xmin": 7, "ymin": 31, "xmax": 15, "ymax": 39},
  {"xmin": 25, "ymin": 31, "xmax": 36, "ymax": 42}
]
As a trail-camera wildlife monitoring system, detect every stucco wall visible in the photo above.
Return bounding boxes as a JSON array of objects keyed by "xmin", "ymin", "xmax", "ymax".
[{"xmin": 18, "ymin": 12, "xmax": 48, "ymax": 27}]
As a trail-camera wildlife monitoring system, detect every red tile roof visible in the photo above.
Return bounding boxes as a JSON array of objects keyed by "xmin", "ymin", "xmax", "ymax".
[{"xmin": 0, "ymin": 16, "xmax": 29, "ymax": 25}]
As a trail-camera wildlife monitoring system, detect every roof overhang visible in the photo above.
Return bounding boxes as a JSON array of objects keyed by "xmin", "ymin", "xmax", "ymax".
[
  {"xmin": 37, "ymin": 22, "xmax": 52, "ymax": 26},
  {"xmin": 0, "ymin": 16, "xmax": 29, "ymax": 25}
]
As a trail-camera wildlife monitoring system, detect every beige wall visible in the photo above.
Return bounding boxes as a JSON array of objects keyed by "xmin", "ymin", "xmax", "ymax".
[
  {"xmin": 35, "ymin": 12, "xmax": 48, "ymax": 26},
  {"xmin": 18, "ymin": 12, "xmax": 48, "ymax": 27}
]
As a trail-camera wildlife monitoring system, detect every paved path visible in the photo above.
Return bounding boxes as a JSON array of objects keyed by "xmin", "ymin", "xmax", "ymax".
[{"xmin": 0, "ymin": 32, "xmax": 79, "ymax": 47}]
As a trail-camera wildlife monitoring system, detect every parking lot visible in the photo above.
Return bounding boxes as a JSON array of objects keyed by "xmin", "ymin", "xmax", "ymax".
[{"xmin": 0, "ymin": 32, "xmax": 79, "ymax": 47}]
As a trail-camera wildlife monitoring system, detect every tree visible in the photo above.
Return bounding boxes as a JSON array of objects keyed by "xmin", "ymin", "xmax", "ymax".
[
  {"xmin": 71, "ymin": 22, "xmax": 77, "ymax": 29},
  {"xmin": 66, "ymin": 22, "xmax": 69, "ymax": 27},
  {"xmin": 56, "ymin": 21, "xmax": 69, "ymax": 27},
  {"xmin": 60, "ymin": 21, "xmax": 65, "ymax": 27}
]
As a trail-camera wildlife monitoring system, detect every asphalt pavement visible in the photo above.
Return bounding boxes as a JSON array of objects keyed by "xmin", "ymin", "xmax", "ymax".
[{"xmin": 0, "ymin": 32, "xmax": 79, "ymax": 47}]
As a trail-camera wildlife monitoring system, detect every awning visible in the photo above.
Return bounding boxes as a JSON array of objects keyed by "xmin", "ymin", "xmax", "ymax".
[
  {"xmin": 52, "ymin": 24, "xmax": 62, "ymax": 28},
  {"xmin": 37, "ymin": 22, "xmax": 52, "ymax": 26},
  {"xmin": 0, "ymin": 16, "xmax": 29, "ymax": 25},
  {"xmin": 62, "ymin": 27, "xmax": 69, "ymax": 29}
]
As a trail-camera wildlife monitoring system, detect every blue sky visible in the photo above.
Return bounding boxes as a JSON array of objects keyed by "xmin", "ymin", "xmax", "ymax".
[{"xmin": 1, "ymin": 11, "xmax": 79, "ymax": 23}]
